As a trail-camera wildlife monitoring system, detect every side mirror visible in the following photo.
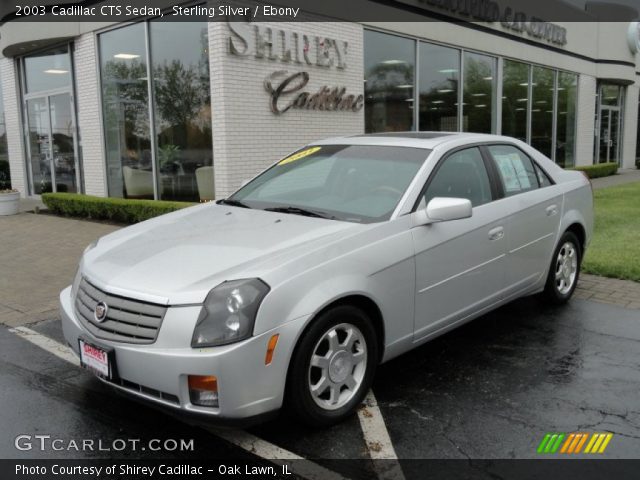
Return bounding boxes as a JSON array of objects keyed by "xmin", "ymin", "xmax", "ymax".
[{"xmin": 412, "ymin": 197, "xmax": 472, "ymax": 226}]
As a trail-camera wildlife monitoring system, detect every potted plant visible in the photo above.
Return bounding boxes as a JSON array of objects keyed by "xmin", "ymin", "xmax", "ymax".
[{"xmin": 0, "ymin": 189, "xmax": 20, "ymax": 216}]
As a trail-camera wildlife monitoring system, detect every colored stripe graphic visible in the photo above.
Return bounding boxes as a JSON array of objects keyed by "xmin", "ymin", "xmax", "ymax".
[
  {"xmin": 540, "ymin": 432, "xmax": 613, "ymax": 454},
  {"xmin": 560, "ymin": 433, "xmax": 575, "ymax": 453},
  {"xmin": 537, "ymin": 434, "xmax": 552, "ymax": 453},
  {"xmin": 538, "ymin": 433, "xmax": 566, "ymax": 453},
  {"xmin": 598, "ymin": 433, "xmax": 613, "ymax": 453}
]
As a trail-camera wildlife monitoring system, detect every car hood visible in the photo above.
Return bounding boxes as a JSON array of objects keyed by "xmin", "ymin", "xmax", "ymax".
[{"xmin": 82, "ymin": 203, "xmax": 360, "ymax": 305}]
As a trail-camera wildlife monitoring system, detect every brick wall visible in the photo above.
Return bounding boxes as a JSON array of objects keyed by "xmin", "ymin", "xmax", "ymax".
[
  {"xmin": 208, "ymin": 20, "xmax": 364, "ymax": 198},
  {"xmin": 0, "ymin": 57, "xmax": 26, "ymax": 196},
  {"xmin": 74, "ymin": 33, "xmax": 107, "ymax": 197}
]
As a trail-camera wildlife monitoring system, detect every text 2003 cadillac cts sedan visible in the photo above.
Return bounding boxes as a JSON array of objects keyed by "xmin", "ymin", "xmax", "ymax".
[{"xmin": 60, "ymin": 132, "xmax": 593, "ymax": 426}]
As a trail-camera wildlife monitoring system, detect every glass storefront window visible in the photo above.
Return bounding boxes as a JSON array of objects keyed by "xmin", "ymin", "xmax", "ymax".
[
  {"xmin": 597, "ymin": 84, "xmax": 623, "ymax": 165},
  {"xmin": 555, "ymin": 72, "xmax": 577, "ymax": 167},
  {"xmin": 418, "ymin": 42, "xmax": 459, "ymax": 132},
  {"xmin": 462, "ymin": 52, "xmax": 496, "ymax": 133},
  {"xmin": 531, "ymin": 66, "xmax": 555, "ymax": 158},
  {"xmin": 22, "ymin": 45, "xmax": 78, "ymax": 194},
  {"xmin": 502, "ymin": 60, "xmax": 529, "ymax": 142},
  {"xmin": 364, "ymin": 30, "xmax": 415, "ymax": 133},
  {"xmin": 600, "ymin": 85, "xmax": 622, "ymax": 107},
  {"xmin": 0, "ymin": 87, "xmax": 8, "ymax": 190},
  {"xmin": 100, "ymin": 23, "xmax": 153, "ymax": 199},
  {"xmin": 100, "ymin": 21, "xmax": 213, "ymax": 201},
  {"xmin": 24, "ymin": 47, "xmax": 71, "ymax": 93},
  {"xmin": 362, "ymin": 29, "xmax": 579, "ymax": 167},
  {"xmin": 150, "ymin": 22, "xmax": 212, "ymax": 202}
]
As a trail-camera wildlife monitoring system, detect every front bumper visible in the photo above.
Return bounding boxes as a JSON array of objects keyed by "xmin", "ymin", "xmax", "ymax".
[{"xmin": 59, "ymin": 286, "xmax": 308, "ymax": 420}]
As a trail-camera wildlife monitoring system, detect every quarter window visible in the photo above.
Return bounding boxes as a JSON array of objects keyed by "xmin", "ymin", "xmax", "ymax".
[
  {"xmin": 421, "ymin": 147, "xmax": 492, "ymax": 208},
  {"xmin": 488, "ymin": 145, "xmax": 539, "ymax": 196},
  {"xmin": 534, "ymin": 163, "xmax": 553, "ymax": 187}
]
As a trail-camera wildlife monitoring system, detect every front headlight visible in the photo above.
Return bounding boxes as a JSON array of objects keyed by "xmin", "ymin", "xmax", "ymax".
[{"xmin": 191, "ymin": 279, "xmax": 270, "ymax": 348}]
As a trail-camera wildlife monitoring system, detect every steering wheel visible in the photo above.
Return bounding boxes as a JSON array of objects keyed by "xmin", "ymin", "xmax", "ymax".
[{"xmin": 371, "ymin": 185, "xmax": 403, "ymax": 197}]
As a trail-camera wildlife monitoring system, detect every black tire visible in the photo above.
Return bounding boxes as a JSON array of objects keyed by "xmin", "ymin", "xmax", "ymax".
[
  {"xmin": 543, "ymin": 231, "xmax": 582, "ymax": 305},
  {"xmin": 286, "ymin": 305, "xmax": 378, "ymax": 427}
]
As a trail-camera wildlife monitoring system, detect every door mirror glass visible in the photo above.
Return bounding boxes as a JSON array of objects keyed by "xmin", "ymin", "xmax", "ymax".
[{"xmin": 424, "ymin": 197, "xmax": 472, "ymax": 223}]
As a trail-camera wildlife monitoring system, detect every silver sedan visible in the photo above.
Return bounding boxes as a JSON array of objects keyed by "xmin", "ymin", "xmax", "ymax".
[{"xmin": 60, "ymin": 132, "xmax": 593, "ymax": 426}]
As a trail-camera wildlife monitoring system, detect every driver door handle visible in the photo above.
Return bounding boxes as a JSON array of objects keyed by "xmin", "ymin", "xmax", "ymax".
[
  {"xmin": 488, "ymin": 226, "xmax": 504, "ymax": 241},
  {"xmin": 546, "ymin": 205, "xmax": 558, "ymax": 217}
]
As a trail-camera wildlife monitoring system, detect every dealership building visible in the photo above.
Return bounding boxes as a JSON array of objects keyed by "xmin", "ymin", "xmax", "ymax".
[{"xmin": 0, "ymin": 0, "xmax": 639, "ymax": 201}]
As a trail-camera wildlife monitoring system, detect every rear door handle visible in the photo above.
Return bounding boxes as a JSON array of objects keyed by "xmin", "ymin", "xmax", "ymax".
[
  {"xmin": 488, "ymin": 226, "xmax": 504, "ymax": 241},
  {"xmin": 546, "ymin": 204, "xmax": 558, "ymax": 217}
]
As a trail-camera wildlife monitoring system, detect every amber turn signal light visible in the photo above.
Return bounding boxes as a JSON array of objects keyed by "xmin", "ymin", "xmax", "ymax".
[
  {"xmin": 188, "ymin": 375, "xmax": 218, "ymax": 407},
  {"xmin": 265, "ymin": 334, "xmax": 279, "ymax": 365}
]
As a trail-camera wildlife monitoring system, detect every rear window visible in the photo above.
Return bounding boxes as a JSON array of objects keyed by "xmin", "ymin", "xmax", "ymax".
[{"xmin": 487, "ymin": 145, "xmax": 539, "ymax": 196}]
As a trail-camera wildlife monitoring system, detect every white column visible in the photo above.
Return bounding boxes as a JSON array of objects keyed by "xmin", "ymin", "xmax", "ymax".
[
  {"xmin": 621, "ymin": 84, "xmax": 638, "ymax": 170},
  {"xmin": 0, "ymin": 57, "xmax": 27, "ymax": 197},
  {"xmin": 74, "ymin": 33, "xmax": 107, "ymax": 196},
  {"xmin": 574, "ymin": 74, "xmax": 596, "ymax": 167}
]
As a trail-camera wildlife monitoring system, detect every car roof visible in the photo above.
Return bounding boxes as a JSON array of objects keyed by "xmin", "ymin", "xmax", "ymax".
[{"xmin": 313, "ymin": 132, "xmax": 513, "ymax": 150}]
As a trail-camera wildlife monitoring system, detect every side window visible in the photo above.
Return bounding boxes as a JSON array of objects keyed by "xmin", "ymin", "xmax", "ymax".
[
  {"xmin": 420, "ymin": 147, "xmax": 492, "ymax": 208},
  {"xmin": 534, "ymin": 163, "xmax": 553, "ymax": 187},
  {"xmin": 488, "ymin": 145, "xmax": 539, "ymax": 196}
]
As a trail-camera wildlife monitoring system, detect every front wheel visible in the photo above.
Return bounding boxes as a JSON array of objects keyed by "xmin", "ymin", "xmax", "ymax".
[
  {"xmin": 543, "ymin": 231, "xmax": 581, "ymax": 304},
  {"xmin": 286, "ymin": 305, "xmax": 378, "ymax": 427}
]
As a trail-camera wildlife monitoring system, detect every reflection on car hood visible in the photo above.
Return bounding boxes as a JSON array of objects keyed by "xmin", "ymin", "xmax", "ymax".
[{"xmin": 81, "ymin": 203, "xmax": 359, "ymax": 304}]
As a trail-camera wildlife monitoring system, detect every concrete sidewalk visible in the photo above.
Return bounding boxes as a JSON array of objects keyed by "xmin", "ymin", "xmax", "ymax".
[
  {"xmin": 591, "ymin": 168, "xmax": 640, "ymax": 189},
  {"xmin": 1, "ymin": 209, "xmax": 639, "ymax": 328}
]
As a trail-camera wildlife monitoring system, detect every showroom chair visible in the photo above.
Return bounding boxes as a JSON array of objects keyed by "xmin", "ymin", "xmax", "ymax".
[
  {"xmin": 196, "ymin": 166, "xmax": 215, "ymax": 202},
  {"xmin": 122, "ymin": 166, "xmax": 154, "ymax": 198}
]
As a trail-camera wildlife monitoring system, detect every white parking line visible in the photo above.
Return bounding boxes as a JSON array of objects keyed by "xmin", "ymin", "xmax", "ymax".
[
  {"xmin": 9, "ymin": 326, "xmax": 79, "ymax": 366},
  {"xmin": 6, "ymin": 326, "xmax": 349, "ymax": 480},
  {"xmin": 358, "ymin": 391, "xmax": 406, "ymax": 480}
]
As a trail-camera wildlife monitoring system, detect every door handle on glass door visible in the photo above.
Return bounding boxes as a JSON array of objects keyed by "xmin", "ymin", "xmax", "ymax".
[
  {"xmin": 546, "ymin": 205, "xmax": 558, "ymax": 217},
  {"xmin": 488, "ymin": 226, "xmax": 504, "ymax": 241}
]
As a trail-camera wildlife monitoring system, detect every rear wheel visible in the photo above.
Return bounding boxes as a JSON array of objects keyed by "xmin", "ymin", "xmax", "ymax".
[
  {"xmin": 286, "ymin": 305, "xmax": 378, "ymax": 427},
  {"xmin": 543, "ymin": 231, "xmax": 581, "ymax": 304}
]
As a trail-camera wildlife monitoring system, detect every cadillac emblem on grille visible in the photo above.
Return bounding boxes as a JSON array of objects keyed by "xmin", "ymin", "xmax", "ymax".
[{"xmin": 94, "ymin": 302, "xmax": 108, "ymax": 323}]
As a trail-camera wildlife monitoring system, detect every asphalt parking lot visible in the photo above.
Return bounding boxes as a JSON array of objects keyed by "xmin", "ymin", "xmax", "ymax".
[
  {"xmin": 2, "ymin": 295, "xmax": 639, "ymax": 473},
  {"xmin": 2, "ymin": 211, "xmax": 640, "ymax": 479}
]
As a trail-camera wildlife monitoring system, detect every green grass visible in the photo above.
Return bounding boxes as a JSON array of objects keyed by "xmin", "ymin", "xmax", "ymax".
[{"xmin": 582, "ymin": 181, "xmax": 640, "ymax": 282}]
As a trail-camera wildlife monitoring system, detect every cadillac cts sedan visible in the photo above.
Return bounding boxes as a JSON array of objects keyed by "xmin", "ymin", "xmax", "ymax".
[{"xmin": 60, "ymin": 132, "xmax": 593, "ymax": 426}]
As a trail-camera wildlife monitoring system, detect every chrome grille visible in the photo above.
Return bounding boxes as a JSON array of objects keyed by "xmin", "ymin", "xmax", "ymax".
[{"xmin": 74, "ymin": 277, "xmax": 166, "ymax": 344}]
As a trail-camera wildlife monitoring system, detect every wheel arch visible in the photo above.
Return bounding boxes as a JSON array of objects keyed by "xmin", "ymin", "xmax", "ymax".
[
  {"xmin": 284, "ymin": 293, "xmax": 386, "ymax": 387},
  {"xmin": 565, "ymin": 222, "xmax": 587, "ymax": 257}
]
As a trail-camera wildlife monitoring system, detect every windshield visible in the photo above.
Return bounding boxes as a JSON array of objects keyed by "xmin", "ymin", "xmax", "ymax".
[{"xmin": 227, "ymin": 145, "xmax": 431, "ymax": 223}]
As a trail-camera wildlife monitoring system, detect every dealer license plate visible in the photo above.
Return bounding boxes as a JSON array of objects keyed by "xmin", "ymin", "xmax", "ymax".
[{"xmin": 79, "ymin": 339, "xmax": 113, "ymax": 379}]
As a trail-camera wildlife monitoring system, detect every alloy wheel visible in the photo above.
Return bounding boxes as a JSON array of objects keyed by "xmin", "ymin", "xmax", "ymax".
[{"xmin": 307, "ymin": 323, "xmax": 367, "ymax": 411}]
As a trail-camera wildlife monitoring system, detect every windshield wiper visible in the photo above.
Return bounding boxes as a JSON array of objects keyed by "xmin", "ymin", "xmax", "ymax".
[
  {"xmin": 217, "ymin": 198, "xmax": 250, "ymax": 208},
  {"xmin": 264, "ymin": 206, "xmax": 331, "ymax": 219}
]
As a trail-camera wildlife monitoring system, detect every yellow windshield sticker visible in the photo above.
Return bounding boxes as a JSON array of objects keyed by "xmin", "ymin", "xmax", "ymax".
[{"xmin": 279, "ymin": 146, "xmax": 321, "ymax": 166}]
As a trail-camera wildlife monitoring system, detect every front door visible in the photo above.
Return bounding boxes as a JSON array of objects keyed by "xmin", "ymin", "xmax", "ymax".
[
  {"xmin": 26, "ymin": 92, "xmax": 78, "ymax": 194},
  {"xmin": 412, "ymin": 146, "xmax": 506, "ymax": 340},
  {"xmin": 599, "ymin": 107, "xmax": 620, "ymax": 165}
]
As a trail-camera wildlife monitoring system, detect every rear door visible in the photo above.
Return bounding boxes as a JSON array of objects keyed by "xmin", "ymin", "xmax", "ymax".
[
  {"xmin": 412, "ymin": 146, "xmax": 507, "ymax": 341},
  {"xmin": 483, "ymin": 144, "xmax": 563, "ymax": 296}
]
